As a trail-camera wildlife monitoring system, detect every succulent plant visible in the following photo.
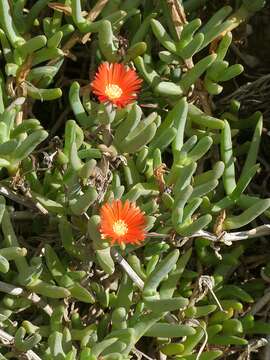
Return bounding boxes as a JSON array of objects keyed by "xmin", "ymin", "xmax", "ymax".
[{"xmin": 0, "ymin": 0, "xmax": 269, "ymax": 359}]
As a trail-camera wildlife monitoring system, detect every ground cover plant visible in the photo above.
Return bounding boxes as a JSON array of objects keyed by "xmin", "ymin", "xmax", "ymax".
[{"xmin": 0, "ymin": 0, "xmax": 270, "ymax": 359}]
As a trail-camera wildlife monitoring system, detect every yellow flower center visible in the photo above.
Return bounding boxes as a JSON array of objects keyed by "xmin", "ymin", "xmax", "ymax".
[
  {"xmin": 112, "ymin": 219, "xmax": 128, "ymax": 237},
  {"xmin": 105, "ymin": 84, "xmax": 123, "ymax": 100}
]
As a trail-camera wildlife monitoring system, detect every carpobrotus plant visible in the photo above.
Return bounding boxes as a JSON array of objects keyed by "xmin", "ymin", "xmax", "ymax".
[{"xmin": 0, "ymin": 0, "xmax": 269, "ymax": 359}]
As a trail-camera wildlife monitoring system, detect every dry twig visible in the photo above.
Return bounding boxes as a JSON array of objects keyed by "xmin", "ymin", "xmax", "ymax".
[
  {"xmin": 0, "ymin": 280, "xmax": 53, "ymax": 316},
  {"xmin": 0, "ymin": 184, "xmax": 48, "ymax": 215},
  {"xmin": 0, "ymin": 328, "xmax": 42, "ymax": 360}
]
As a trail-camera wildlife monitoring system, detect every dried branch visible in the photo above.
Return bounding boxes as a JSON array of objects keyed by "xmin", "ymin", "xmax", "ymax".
[
  {"xmin": 81, "ymin": 0, "xmax": 109, "ymax": 44},
  {"xmin": 0, "ymin": 184, "xmax": 48, "ymax": 215},
  {"xmin": 111, "ymin": 247, "xmax": 178, "ymax": 324},
  {"xmin": 197, "ymin": 225, "xmax": 270, "ymax": 244},
  {"xmin": 166, "ymin": 0, "xmax": 187, "ymax": 40},
  {"xmin": 110, "ymin": 248, "xmax": 144, "ymax": 289},
  {"xmin": 238, "ymin": 338, "xmax": 268, "ymax": 360},
  {"xmin": 0, "ymin": 280, "xmax": 53, "ymax": 316},
  {"xmin": 0, "ymin": 328, "xmax": 42, "ymax": 360},
  {"xmin": 250, "ymin": 288, "xmax": 270, "ymax": 315},
  {"xmin": 150, "ymin": 225, "xmax": 270, "ymax": 245},
  {"xmin": 50, "ymin": 0, "xmax": 108, "ymax": 63}
]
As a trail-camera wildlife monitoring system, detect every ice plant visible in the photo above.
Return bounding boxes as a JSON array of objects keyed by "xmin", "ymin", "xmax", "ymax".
[
  {"xmin": 91, "ymin": 62, "xmax": 142, "ymax": 108},
  {"xmin": 100, "ymin": 200, "xmax": 146, "ymax": 245}
]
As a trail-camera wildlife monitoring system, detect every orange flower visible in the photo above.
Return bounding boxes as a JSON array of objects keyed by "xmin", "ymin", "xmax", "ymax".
[
  {"xmin": 91, "ymin": 62, "xmax": 142, "ymax": 108},
  {"xmin": 100, "ymin": 200, "xmax": 146, "ymax": 245}
]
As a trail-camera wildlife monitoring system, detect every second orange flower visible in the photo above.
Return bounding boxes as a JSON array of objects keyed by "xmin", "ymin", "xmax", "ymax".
[{"xmin": 100, "ymin": 200, "xmax": 146, "ymax": 245}]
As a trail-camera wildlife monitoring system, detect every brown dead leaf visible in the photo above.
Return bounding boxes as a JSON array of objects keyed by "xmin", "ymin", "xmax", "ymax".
[
  {"xmin": 154, "ymin": 164, "xmax": 167, "ymax": 193},
  {"xmin": 48, "ymin": 3, "xmax": 87, "ymax": 16},
  {"xmin": 48, "ymin": 3, "xmax": 72, "ymax": 15},
  {"xmin": 213, "ymin": 209, "xmax": 226, "ymax": 236}
]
